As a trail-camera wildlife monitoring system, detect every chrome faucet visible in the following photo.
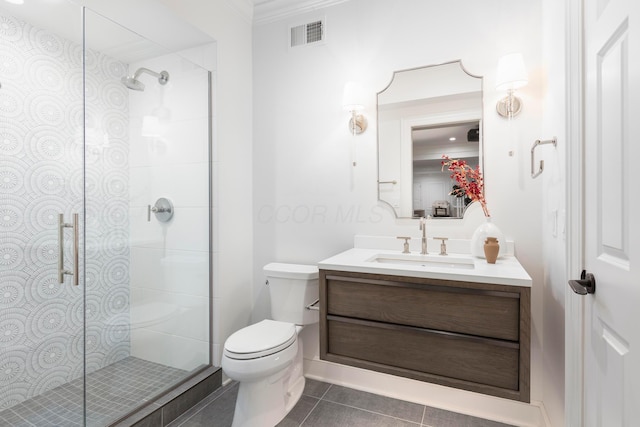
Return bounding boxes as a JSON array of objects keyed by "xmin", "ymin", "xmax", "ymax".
[{"xmin": 419, "ymin": 217, "xmax": 428, "ymax": 255}]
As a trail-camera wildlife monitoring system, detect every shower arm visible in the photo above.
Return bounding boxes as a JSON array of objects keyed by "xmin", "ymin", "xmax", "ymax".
[
  {"xmin": 132, "ymin": 68, "xmax": 170, "ymax": 85},
  {"xmin": 133, "ymin": 67, "xmax": 162, "ymax": 80}
]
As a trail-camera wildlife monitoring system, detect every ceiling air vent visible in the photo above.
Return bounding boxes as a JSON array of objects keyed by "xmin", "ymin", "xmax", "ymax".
[{"xmin": 290, "ymin": 19, "xmax": 324, "ymax": 48}]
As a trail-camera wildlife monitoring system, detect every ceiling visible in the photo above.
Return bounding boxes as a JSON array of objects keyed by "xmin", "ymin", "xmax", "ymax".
[
  {"xmin": 250, "ymin": 0, "xmax": 349, "ymax": 25},
  {"xmin": 0, "ymin": 0, "xmax": 348, "ymax": 60},
  {"xmin": 0, "ymin": 0, "xmax": 215, "ymax": 64}
]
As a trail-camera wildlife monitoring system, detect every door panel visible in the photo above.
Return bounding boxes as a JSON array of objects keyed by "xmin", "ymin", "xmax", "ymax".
[
  {"xmin": 584, "ymin": 0, "xmax": 640, "ymax": 424},
  {"xmin": 597, "ymin": 22, "xmax": 628, "ymax": 264}
]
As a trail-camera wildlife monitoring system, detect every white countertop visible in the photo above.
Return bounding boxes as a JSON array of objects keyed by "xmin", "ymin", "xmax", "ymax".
[{"xmin": 318, "ymin": 247, "xmax": 532, "ymax": 287}]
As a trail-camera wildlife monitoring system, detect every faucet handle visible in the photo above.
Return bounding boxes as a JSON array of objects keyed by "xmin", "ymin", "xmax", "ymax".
[
  {"xmin": 434, "ymin": 237, "xmax": 448, "ymax": 255},
  {"xmin": 396, "ymin": 236, "xmax": 411, "ymax": 254}
]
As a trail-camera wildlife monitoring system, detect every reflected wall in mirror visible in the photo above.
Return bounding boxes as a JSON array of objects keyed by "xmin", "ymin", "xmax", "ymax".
[{"xmin": 377, "ymin": 61, "xmax": 483, "ymax": 219}]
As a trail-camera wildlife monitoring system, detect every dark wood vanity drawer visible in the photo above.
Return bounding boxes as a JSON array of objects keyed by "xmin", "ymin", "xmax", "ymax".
[
  {"xmin": 326, "ymin": 275, "xmax": 520, "ymax": 341},
  {"xmin": 328, "ymin": 318, "xmax": 519, "ymax": 391}
]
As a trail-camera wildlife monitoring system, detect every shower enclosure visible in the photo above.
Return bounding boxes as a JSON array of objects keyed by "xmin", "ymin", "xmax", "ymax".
[{"xmin": 0, "ymin": 1, "xmax": 213, "ymax": 425}]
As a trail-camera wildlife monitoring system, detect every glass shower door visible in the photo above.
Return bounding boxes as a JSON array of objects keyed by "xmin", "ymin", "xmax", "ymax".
[
  {"xmin": 82, "ymin": 8, "xmax": 212, "ymax": 425},
  {"xmin": 0, "ymin": 0, "xmax": 86, "ymax": 424},
  {"xmin": 1, "ymin": 2, "xmax": 212, "ymax": 424}
]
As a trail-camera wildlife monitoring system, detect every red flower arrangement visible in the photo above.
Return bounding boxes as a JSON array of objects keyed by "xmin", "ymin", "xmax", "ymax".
[{"xmin": 441, "ymin": 155, "xmax": 490, "ymax": 217}]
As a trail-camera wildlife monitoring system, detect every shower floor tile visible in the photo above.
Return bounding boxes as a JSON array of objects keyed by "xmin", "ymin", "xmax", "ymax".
[{"xmin": 0, "ymin": 356, "xmax": 187, "ymax": 427}]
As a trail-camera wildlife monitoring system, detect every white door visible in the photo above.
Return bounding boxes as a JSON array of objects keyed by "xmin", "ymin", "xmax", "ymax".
[{"xmin": 578, "ymin": 0, "xmax": 640, "ymax": 424}]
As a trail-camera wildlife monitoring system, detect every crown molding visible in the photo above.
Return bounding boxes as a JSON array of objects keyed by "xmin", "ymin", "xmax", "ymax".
[
  {"xmin": 227, "ymin": 0, "xmax": 254, "ymax": 24},
  {"xmin": 253, "ymin": 0, "xmax": 349, "ymax": 25}
]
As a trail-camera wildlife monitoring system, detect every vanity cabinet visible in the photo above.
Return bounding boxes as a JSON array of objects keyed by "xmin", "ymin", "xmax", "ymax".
[{"xmin": 319, "ymin": 269, "xmax": 530, "ymax": 402}]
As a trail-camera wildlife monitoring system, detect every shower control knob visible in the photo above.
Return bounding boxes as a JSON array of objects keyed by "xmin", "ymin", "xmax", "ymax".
[{"xmin": 147, "ymin": 198, "xmax": 174, "ymax": 222}]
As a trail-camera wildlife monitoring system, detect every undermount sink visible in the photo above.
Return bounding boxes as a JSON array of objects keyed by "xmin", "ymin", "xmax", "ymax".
[{"xmin": 365, "ymin": 253, "xmax": 475, "ymax": 270}]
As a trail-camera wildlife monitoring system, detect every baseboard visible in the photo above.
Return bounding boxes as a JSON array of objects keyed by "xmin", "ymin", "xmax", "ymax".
[
  {"xmin": 534, "ymin": 400, "xmax": 552, "ymax": 427},
  {"xmin": 305, "ymin": 357, "xmax": 548, "ymax": 427}
]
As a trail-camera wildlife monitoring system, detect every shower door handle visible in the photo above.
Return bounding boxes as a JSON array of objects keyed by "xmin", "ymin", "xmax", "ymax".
[
  {"xmin": 71, "ymin": 213, "xmax": 78, "ymax": 286},
  {"xmin": 58, "ymin": 213, "xmax": 79, "ymax": 286},
  {"xmin": 57, "ymin": 213, "xmax": 65, "ymax": 283}
]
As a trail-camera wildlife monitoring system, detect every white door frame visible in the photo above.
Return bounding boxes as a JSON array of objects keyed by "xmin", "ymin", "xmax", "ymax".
[{"xmin": 565, "ymin": 0, "xmax": 585, "ymax": 425}]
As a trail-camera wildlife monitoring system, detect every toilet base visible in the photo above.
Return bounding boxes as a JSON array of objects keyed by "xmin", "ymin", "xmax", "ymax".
[{"xmin": 230, "ymin": 340, "xmax": 305, "ymax": 427}]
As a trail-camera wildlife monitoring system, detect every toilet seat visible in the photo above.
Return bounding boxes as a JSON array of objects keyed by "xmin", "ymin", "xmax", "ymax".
[{"xmin": 224, "ymin": 319, "xmax": 296, "ymax": 360}]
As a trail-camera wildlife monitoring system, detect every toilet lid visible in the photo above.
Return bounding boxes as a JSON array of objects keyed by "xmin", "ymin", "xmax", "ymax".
[{"xmin": 224, "ymin": 319, "xmax": 296, "ymax": 360}]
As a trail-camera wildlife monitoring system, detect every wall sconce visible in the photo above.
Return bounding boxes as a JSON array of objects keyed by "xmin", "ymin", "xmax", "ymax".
[
  {"xmin": 495, "ymin": 53, "xmax": 528, "ymax": 118},
  {"xmin": 342, "ymin": 81, "xmax": 367, "ymax": 134}
]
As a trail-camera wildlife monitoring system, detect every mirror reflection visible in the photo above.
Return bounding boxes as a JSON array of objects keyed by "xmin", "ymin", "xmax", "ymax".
[{"xmin": 377, "ymin": 61, "xmax": 483, "ymax": 219}]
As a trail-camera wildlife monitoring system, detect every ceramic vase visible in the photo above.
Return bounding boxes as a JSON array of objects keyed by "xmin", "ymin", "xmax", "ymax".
[
  {"xmin": 483, "ymin": 237, "xmax": 500, "ymax": 264},
  {"xmin": 470, "ymin": 216, "xmax": 505, "ymax": 258}
]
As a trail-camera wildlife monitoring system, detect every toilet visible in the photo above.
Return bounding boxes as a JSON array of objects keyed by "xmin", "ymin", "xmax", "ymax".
[{"xmin": 221, "ymin": 263, "xmax": 319, "ymax": 427}]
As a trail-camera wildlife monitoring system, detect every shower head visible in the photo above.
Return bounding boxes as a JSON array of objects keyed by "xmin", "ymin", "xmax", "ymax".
[
  {"xmin": 121, "ymin": 68, "xmax": 170, "ymax": 91},
  {"xmin": 121, "ymin": 76, "xmax": 145, "ymax": 91}
]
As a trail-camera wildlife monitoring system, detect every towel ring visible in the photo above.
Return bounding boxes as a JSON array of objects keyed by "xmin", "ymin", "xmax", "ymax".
[{"xmin": 531, "ymin": 137, "xmax": 557, "ymax": 179}]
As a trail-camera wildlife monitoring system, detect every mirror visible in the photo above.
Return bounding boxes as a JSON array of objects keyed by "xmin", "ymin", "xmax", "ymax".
[{"xmin": 377, "ymin": 61, "xmax": 483, "ymax": 219}]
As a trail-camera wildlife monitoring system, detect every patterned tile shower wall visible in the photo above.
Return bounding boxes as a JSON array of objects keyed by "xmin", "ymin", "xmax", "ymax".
[{"xmin": 0, "ymin": 13, "xmax": 131, "ymax": 409}]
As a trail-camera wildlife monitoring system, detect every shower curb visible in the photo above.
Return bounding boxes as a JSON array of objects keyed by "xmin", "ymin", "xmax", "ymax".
[{"xmin": 111, "ymin": 366, "xmax": 222, "ymax": 427}]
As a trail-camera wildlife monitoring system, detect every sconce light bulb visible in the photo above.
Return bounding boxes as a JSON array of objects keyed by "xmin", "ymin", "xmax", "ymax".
[{"xmin": 496, "ymin": 89, "xmax": 523, "ymax": 118}]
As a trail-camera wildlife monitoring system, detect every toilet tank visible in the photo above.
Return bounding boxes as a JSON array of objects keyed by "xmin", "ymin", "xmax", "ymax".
[{"xmin": 264, "ymin": 263, "xmax": 319, "ymax": 325}]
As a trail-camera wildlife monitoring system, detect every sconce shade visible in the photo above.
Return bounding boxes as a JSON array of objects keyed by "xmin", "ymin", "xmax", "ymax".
[
  {"xmin": 496, "ymin": 53, "xmax": 527, "ymax": 118},
  {"xmin": 495, "ymin": 53, "xmax": 528, "ymax": 90},
  {"xmin": 342, "ymin": 81, "xmax": 366, "ymax": 111}
]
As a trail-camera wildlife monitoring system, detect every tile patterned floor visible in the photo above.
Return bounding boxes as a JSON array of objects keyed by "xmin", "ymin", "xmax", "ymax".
[
  {"xmin": 0, "ymin": 357, "xmax": 187, "ymax": 427},
  {"xmin": 168, "ymin": 378, "xmax": 517, "ymax": 427}
]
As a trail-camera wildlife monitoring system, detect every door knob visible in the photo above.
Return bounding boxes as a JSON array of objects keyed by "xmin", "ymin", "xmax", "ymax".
[{"xmin": 568, "ymin": 270, "xmax": 596, "ymax": 295}]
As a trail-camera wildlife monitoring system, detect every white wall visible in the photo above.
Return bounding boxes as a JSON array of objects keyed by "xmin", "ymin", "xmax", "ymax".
[
  {"xmin": 253, "ymin": 0, "xmax": 547, "ymax": 422},
  {"xmin": 539, "ymin": 0, "xmax": 568, "ymax": 425}
]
